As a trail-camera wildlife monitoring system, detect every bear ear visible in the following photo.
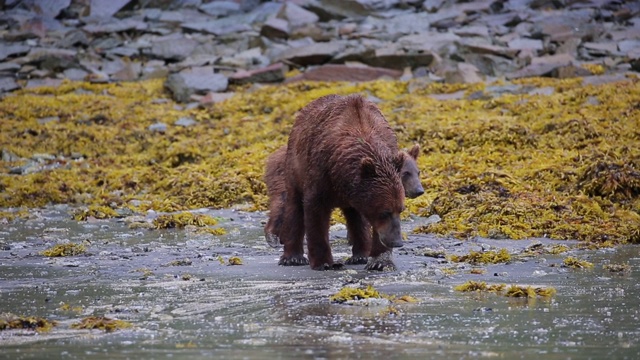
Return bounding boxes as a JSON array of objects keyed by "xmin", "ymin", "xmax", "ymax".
[
  {"xmin": 408, "ymin": 144, "xmax": 420, "ymax": 160},
  {"xmin": 361, "ymin": 157, "xmax": 377, "ymax": 178},
  {"xmin": 393, "ymin": 152, "xmax": 405, "ymax": 173}
]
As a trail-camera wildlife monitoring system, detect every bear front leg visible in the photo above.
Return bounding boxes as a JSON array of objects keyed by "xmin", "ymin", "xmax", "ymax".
[
  {"xmin": 365, "ymin": 232, "xmax": 396, "ymax": 271},
  {"xmin": 342, "ymin": 207, "xmax": 371, "ymax": 265},
  {"xmin": 279, "ymin": 190, "xmax": 308, "ymax": 266},
  {"xmin": 304, "ymin": 196, "xmax": 342, "ymax": 271}
]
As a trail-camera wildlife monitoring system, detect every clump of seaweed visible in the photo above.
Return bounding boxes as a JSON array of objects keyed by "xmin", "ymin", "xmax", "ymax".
[
  {"xmin": 41, "ymin": 243, "xmax": 86, "ymax": 257},
  {"xmin": 58, "ymin": 303, "xmax": 83, "ymax": 313},
  {"xmin": 71, "ymin": 316, "xmax": 132, "ymax": 332},
  {"xmin": 454, "ymin": 281, "xmax": 506, "ymax": 293},
  {"xmin": 153, "ymin": 212, "xmax": 218, "ymax": 229},
  {"xmin": 330, "ymin": 285, "xmax": 419, "ymax": 305},
  {"xmin": 198, "ymin": 227, "xmax": 227, "ymax": 236},
  {"xmin": 0, "ymin": 313, "xmax": 57, "ymax": 332},
  {"xmin": 449, "ymin": 248, "xmax": 511, "ymax": 264},
  {"xmin": 73, "ymin": 205, "xmax": 118, "ymax": 221},
  {"xmin": 0, "ymin": 210, "xmax": 31, "ymax": 222},
  {"xmin": 505, "ymin": 285, "xmax": 556, "ymax": 298},
  {"xmin": 562, "ymin": 256, "xmax": 594, "ymax": 269},
  {"xmin": 603, "ymin": 263, "xmax": 630, "ymax": 273},
  {"xmin": 228, "ymin": 256, "xmax": 243, "ymax": 265},
  {"xmin": 577, "ymin": 161, "xmax": 640, "ymax": 201},
  {"xmin": 330, "ymin": 285, "xmax": 385, "ymax": 303},
  {"xmin": 165, "ymin": 258, "xmax": 192, "ymax": 266},
  {"xmin": 454, "ymin": 282, "xmax": 556, "ymax": 298}
]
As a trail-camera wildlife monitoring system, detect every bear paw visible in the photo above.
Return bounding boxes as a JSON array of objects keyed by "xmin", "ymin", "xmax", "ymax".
[
  {"xmin": 312, "ymin": 262, "xmax": 344, "ymax": 271},
  {"xmin": 279, "ymin": 254, "xmax": 309, "ymax": 266},
  {"xmin": 345, "ymin": 256, "xmax": 368, "ymax": 265},
  {"xmin": 365, "ymin": 251, "xmax": 396, "ymax": 271}
]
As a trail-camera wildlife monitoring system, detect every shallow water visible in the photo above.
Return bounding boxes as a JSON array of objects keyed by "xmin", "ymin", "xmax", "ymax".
[{"xmin": 1, "ymin": 207, "xmax": 638, "ymax": 359}]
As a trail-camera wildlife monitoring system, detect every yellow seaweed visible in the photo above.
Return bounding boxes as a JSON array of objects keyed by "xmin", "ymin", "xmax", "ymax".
[
  {"xmin": 0, "ymin": 313, "xmax": 57, "ymax": 332},
  {"xmin": 0, "ymin": 77, "xmax": 639, "ymax": 244},
  {"xmin": 563, "ymin": 256, "xmax": 594, "ymax": 269},
  {"xmin": 71, "ymin": 316, "xmax": 132, "ymax": 332},
  {"xmin": 41, "ymin": 243, "xmax": 86, "ymax": 257},
  {"xmin": 449, "ymin": 248, "xmax": 511, "ymax": 264},
  {"xmin": 153, "ymin": 212, "xmax": 218, "ymax": 229}
]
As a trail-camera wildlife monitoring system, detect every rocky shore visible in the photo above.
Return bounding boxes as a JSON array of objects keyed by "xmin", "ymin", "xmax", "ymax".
[{"xmin": 1, "ymin": 0, "xmax": 639, "ymax": 102}]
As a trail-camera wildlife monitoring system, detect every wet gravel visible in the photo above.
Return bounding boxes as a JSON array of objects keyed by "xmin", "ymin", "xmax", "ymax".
[{"xmin": 1, "ymin": 206, "xmax": 639, "ymax": 359}]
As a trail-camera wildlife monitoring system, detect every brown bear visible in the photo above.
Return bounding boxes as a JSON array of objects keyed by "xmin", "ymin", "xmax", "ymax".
[
  {"xmin": 264, "ymin": 143, "xmax": 424, "ymax": 258},
  {"xmin": 276, "ymin": 94, "xmax": 407, "ymax": 270}
]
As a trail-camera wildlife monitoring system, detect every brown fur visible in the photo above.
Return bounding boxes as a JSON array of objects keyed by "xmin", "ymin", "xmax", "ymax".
[
  {"xmin": 276, "ymin": 94, "xmax": 406, "ymax": 270},
  {"xmin": 264, "ymin": 144, "xmax": 423, "ymax": 252}
]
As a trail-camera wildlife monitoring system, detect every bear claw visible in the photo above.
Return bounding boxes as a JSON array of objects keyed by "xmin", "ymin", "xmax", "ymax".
[
  {"xmin": 365, "ymin": 251, "xmax": 396, "ymax": 271},
  {"xmin": 312, "ymin": 262, "xmax": 344, "ymax": 271},
  {"xmin": 279, "ymin": 255, "xmax": 309, "ymax": 266},
  {"xmin": 345, "ymin": 256, "xmax": 368, "ymax": 265}
]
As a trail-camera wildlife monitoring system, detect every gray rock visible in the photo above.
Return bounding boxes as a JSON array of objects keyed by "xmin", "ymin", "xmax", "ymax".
[
  {"xmin": 148, "ymin": 37, "xmax": 198, "ymax": 61},
  {"xmin": 461, "ymin": 53, "xmax": 519, "ymax": 77},
  {"xmin": 459, "ymin": 39, "xmax": 519, "ymax": 59},
  {"xmin": 141, "ymin": 60, "xmax": 169, "ymax": 80},
  {"xmin": 0, "ymin": 43, "xmax": 31, "ymax": 61},
  {"xmin": 148, "ymin": 122, "xmax": 168, "ymax": 133},
  {"xmin": 56, "ymin": 29, "xmax": 90, "ymax": 49},
  {"xmin": 582, "ymin": 42, "xmax": 619, "ymax": 57},
  {"xmin": 165, "ymin": 66, "xmax": 229, "ymax": 103},
  {"xmin": 63, "ymin": 68, "xmax": 88, "ymax": 81},
  {"xmin": 0, "ymin": 77, "xmax": 19, "ymax": 93},
  {"xmin": 260, "ymin": 17, "xmax": 290, "ymax": 40},
  {"xmin": 531, "ymin": 53, "xmax": 574, "ymax": 67},
  {"xmin": 0, "ymin": 62, "xmax": 21, "ymax": 73},
  {"xmin": 364, "ymin": 12, "xmax": 433, "ymax": 35},
  {"xmin": 107, "ymin": 46, "xmax": 140, "ymax": 58},
  {"xmin": 83, "ymin": 18, "xmax": 146, "ymax": 34},
  {"xmin": 276, "ymin": 2, "xmax": 319, "ymax": 28},
  {"xmin": 199, "ymin": 1, "xmax": 242, "ymax": 17},
  {"xmin": 175, "ymin": 117, "xmax": 197, "ymax": 127},
  {"xmin": 37, "ymin": 116, "xmax": 61, "ymax": 125},
  {"xmin": 286, "ymin": 63, "xmax": 402, "ymax": 83},
  {"xmin": 454, "ymin": 26, "xmax": 490, "ymax": 38},
  {"xmin": 181, "ymin": 19, "xmax": 251, "ymax": 36},
  {"xmin": 90, "ymin": 0, "xmax": 134, "ymax": 18},
  {"xmin": 25, "ymin": 47, "xmax": 78, "ymax": 71},
  {"xmin": 26, "ymin": 78, "xmax": 64, "ymax": 89},
  {"xmin": 528, "ymin": 86, "xmax": 555, "ymax": 96},
  {"xmin": 397, "ymin": 32, "xmax": 460, "ymax": 56},
  {"xmin": 199, "ymin": 92, "xmax": 235, "ymax": 105},
  {"xmin": 91, "ymin": 37, "xmax": 123, "ymax": 52},
  {"xmin": 444, "ymin": 62, "xmax": 483, "ymax": 84},
  {"xmin": 111, "ymin": 61, "xmax": 141, "ymax": 81},
  {"xmin": 423, "ymin": 0, "xmax": 446, "ymax": 12},
  {"xmin": 278, "ymin": 41, "xmax": 346, "ymax": 66},
  {"xmin": 507, "ymin": 38, "xmax": 544, "ymax": 51},
  {"xmin": 429, "ymin": 90, "xmax": 466, "ymax": 101},
  {"xmin": 618, "ymin": 40, "xmax": 640, "ymax": 55},
  {"xmin": 365, "ymin": 44, "xmax": 436, "ymax": 70},
  {"xmin": 228, "ymin": 63, "xmax": 287, "ymax": 84}
]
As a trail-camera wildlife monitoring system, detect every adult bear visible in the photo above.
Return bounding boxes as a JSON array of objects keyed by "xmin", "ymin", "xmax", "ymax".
[
  {"xmin": 278, "ymin": 94, "xmax": 406, "ymax": 271},
  {"xmin": 264, "ymin": 143, "xmax": 424, "ymax": 263}
]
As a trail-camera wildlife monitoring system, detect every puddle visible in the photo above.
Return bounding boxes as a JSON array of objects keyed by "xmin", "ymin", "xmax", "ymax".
[{"xmin": 1, "ymin": 206, "xmax": 638, "ymax": 359}]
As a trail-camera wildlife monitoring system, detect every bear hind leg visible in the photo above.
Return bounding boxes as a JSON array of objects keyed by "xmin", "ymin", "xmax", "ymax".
[{"xmin": 279, "ymin": 190, "xmax": 308, "ymax": 266}]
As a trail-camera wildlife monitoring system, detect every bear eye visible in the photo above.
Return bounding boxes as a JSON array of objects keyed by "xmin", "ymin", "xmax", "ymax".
[
  {"xmin": 402, "ymin": 171, "xmax": 410, "ymax": 178},
  {"xmin": 379, "ymin": 211, "xmax": 392, "ymax": 220}
]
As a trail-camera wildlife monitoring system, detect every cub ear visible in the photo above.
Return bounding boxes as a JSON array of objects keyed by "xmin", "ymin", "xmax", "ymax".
[
  {"xmin": 361, "ymin": 157, "xmax": 377, "ymax": 178},
  {"xmin": 408, "ymin": 144, "xmax": 420, "ymax": 160},
  {"xmin": 393, "ymin": 152, "xmax": 405, "ymax": 173}
]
